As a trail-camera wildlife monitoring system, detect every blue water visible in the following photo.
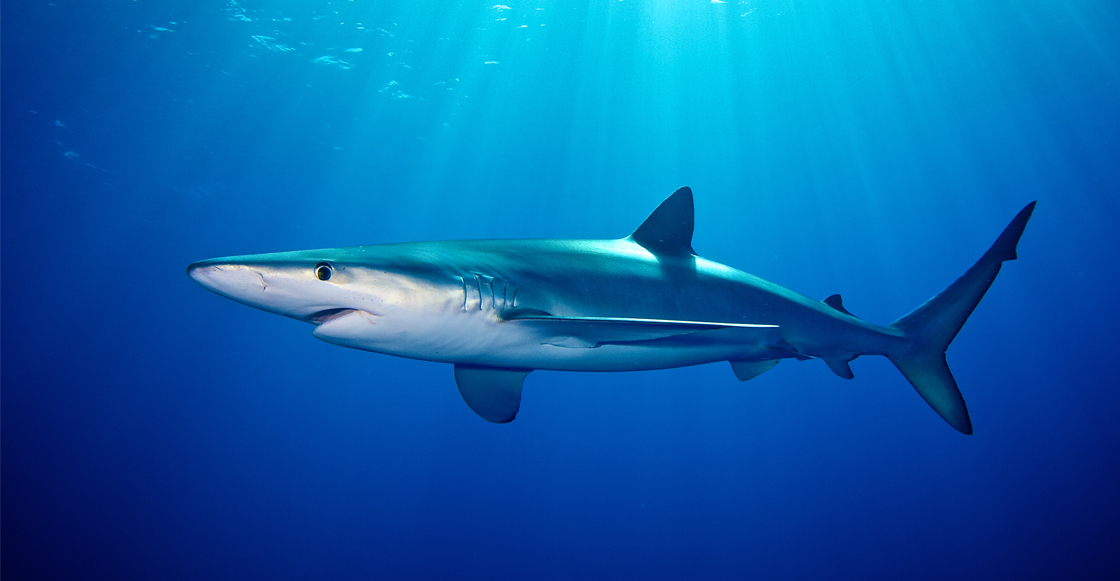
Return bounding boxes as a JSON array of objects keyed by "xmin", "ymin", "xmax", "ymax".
[{"xmin": 4, "ymin": 1, "xmax": 1119, "ymax": 578}]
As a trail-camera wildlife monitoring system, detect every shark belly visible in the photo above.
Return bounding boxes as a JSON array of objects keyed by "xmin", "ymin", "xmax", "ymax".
[{"xmin": 312, "ymin": 306, "xmax": 785, "ymax": 372}]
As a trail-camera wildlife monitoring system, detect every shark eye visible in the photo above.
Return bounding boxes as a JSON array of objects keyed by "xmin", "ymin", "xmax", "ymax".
[{"xmin": 314, "ymin": 263, "xmax": 333, "ymax": 281}]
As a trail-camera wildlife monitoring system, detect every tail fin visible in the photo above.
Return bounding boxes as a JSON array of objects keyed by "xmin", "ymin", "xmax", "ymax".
[{"xmin": 887, "ymin": 202, "xmax": 1036, "ymax": 434}]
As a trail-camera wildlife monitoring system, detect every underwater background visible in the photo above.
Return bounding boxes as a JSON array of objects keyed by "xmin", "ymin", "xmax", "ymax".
[{"xmin": 3, "ymin": 0, "xmax": 1119, "ymax": 578}]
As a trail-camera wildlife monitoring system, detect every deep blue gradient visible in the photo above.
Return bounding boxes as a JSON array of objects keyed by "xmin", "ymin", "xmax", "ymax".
[{"xmin": 4, "ymin": 1, "xmax": 1119, "ymax": 578}]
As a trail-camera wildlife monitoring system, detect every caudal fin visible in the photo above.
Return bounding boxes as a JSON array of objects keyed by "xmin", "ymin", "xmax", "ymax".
[{"xmin": 887, "ymin": 202, "xmax": 1036, "ymax": 434}]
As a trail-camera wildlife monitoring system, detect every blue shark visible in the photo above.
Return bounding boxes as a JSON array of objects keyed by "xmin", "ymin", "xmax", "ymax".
[{"xmin": 188, "ymin": 187, "xmax": 1034, "ymax": 433}]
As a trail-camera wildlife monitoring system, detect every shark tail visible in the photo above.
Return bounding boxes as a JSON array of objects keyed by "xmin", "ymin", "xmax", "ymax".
[{"xmin": 886, "ymin": 202, "xmax": 1036, "ymax": 434}]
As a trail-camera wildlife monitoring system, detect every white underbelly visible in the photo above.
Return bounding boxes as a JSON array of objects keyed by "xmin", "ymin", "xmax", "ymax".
[{"xmin": 311, "ymin": 307, "xmax": 778, "ymax": 372}]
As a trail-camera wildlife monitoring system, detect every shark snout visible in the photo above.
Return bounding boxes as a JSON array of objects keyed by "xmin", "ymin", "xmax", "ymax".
[
  {"xmin": 186, "ymin": 260, "xmax": 276, "ymax": 310},
  {"xmin": 187, "ymin": 257, "xmax": 358, "ymax": 322},
  {"xmin": 186, "ymin": 260, "xmax": 215, "ymax": 286}
]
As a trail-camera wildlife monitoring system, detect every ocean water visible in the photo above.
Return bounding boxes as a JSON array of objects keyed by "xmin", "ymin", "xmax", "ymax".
[{"xmin": 3, "ymin": 0, "xmax": 1119, "ymax": 578}]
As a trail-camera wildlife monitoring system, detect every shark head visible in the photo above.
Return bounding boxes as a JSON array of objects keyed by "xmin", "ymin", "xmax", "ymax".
[
  {"xmin": 188, "ymin": 250, "xmax": 373, "ymax": 323},
  {"xmin": 187, "ymin": 247, "xmax": 466, "ymax": 355}
]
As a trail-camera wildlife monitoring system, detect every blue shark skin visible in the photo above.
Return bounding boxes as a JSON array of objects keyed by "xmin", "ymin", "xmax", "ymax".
[{"xmin": 188, "ymin": 187, "xmax": 1035, "ymax": 432}]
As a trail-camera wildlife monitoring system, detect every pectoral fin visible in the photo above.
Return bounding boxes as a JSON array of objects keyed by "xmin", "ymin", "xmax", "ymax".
[
  {"xmin": 453, "ymin": 364, "xmax": 531, "ymax": 423},
  {"xmin": 502, "ymin": 309, "xmax": 778, "ymax": 348}
]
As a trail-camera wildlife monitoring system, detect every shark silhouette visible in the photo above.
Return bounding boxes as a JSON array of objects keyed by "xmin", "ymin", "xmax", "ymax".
[{"xmin": 189, "ymin": 187, "xmax": 1034, "ymax": 433}]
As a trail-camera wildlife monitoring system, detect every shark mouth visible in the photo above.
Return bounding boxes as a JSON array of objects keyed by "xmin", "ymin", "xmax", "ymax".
[
  {"xmin": 308, "ymin": 308, "xmax": 357, "ymax": 325},
  {"xmin": 310, "ymin": 308, "xmax": 383, "ymax": 346}
]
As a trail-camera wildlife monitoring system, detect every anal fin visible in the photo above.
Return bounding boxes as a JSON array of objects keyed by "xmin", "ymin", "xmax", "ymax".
[
  {"xmin": 824, "ymin": 356, "xmax": 857, "ymax": 380},
  {"xmin": 729, "ymin": 359, "xmax": 780, "ymax": 382},
  {"xmin": 453, "ymin": 364, "xmax": 532, "ymax": 423}
]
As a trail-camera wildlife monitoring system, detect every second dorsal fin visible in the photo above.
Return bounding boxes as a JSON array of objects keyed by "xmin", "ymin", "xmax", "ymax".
[
  {"xmin": 628, "ymin": 187, "xmax": 695, "ymax": 256},
  {"xmin": 823, "ymin": 294, "xmax": 857, "ymax": 318}
]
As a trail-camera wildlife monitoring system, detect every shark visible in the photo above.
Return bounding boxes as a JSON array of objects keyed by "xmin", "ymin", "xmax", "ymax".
[{"xmin": 188, "ymin": 187, "xmax": 1034, "ymax": 433}]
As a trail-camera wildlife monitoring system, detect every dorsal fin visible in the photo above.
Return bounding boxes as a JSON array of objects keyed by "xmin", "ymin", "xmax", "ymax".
[
  {"xmin": 628, "ymin": 187, "xmax": 695, "ymax": 256},
  {"xmin": 823, "ymin": 294, "xmax": 857, "ymax": 318}
]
